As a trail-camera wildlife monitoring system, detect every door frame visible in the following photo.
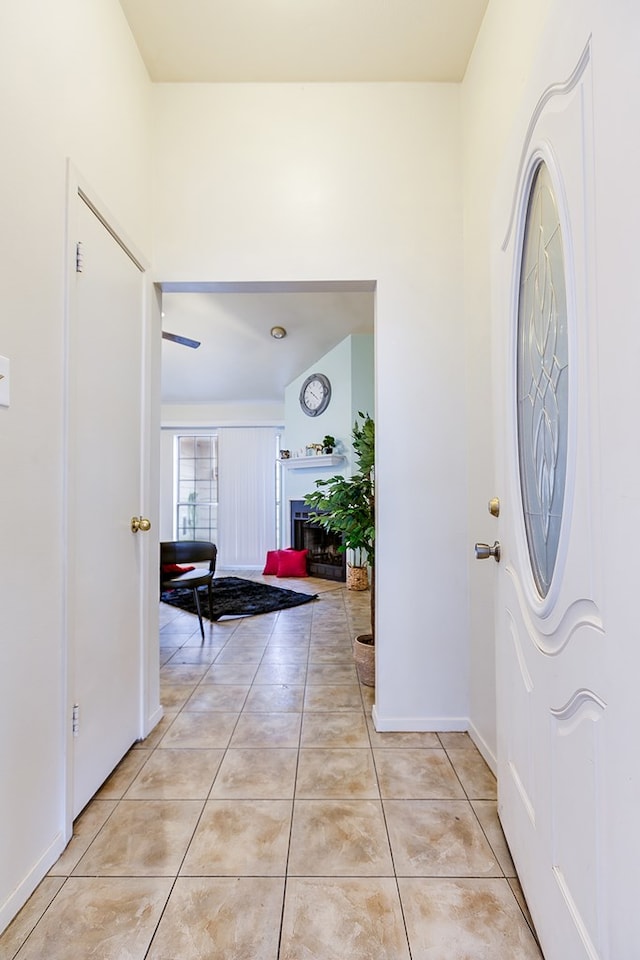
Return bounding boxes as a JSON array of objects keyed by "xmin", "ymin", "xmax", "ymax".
[{"xmin": 62, "ymin": 161, "xmax": 161, "ymax": 838}]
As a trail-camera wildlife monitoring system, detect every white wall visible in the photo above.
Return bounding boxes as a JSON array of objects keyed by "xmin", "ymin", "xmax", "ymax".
[
  {"xmin": 0, "ymin": 0, "xmax": 151, "ymax": 930},
  {"xmin": 151, "ymin": 82, "xmax": 468, "ymax": 730},
  {"xmin": 460, "ymin": 0, "xmax": 552, "ymax": 765},
  {"xmin": 282, "ymin": 335, "xmax": 374, "ymax": 506}
]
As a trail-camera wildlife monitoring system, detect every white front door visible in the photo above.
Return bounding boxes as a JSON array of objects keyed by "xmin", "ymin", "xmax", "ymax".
[
  {"xmin": 67, "ymin": 189, "xmax": 150, "ymax": 817},
  {"xmin": 491, "ymin": 46, "xmax": 608, "ymax": 959}
]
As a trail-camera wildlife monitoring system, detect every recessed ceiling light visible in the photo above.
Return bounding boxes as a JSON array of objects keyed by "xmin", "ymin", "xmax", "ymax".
[{"xmin": 270, "ymin": 326, "xmax": 287, "ymax": 339}]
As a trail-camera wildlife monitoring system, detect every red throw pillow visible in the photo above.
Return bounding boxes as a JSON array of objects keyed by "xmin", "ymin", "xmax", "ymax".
[
  {"xmin": 262, "ymin": 550, "xmax": 281, "ymax": 575},
  {"xmin": 162, "ymin": 563, "xmax": 195, "ymax": 575},
  {"xmin": 277, "ymin": 548, "xmax": 308, "ymax": 577}
]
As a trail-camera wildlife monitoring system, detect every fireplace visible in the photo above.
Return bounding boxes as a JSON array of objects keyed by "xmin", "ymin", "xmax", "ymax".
[{"xmin": 290, "ymin": 500, "xmax": 346, "ymax": 582}]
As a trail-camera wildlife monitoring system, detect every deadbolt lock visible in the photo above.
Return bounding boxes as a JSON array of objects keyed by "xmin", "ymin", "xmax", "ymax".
[
  {"xmin": 131, "ymin": 516, "xmax": 151, "ymax": 533},
  {"xmin": 488, "ymin": 497, "xmax": 500, "ymax": 518}
]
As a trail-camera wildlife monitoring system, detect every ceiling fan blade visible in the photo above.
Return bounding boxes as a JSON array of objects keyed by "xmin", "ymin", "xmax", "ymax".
[{"xmin": 162, "ymin": 331, "xmax": 201, "ymax": 349}]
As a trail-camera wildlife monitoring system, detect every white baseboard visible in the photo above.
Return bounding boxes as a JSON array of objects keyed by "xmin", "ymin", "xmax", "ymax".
[
  {"xmin": 142, "ymin": 704, "xmax": 164, "ymax": 740},
  {"xmin": 467, "ymin": 719, "xmax": 497, "ymax": 776},
  {"xmin": 0, "ymin": 831, "xmax": 66, "ymax": 936},
  {"xmin": 371, "ymin": 706, "xmax": 468, "ymax": 732}
]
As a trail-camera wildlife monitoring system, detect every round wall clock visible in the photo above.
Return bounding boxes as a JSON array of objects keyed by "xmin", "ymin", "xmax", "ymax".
[{"xmin": 299, "ymin": 372, "xmax": 331, "ymax": 417}]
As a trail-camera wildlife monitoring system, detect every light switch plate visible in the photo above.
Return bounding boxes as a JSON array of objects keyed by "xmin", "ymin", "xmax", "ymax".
[{"xmin": 0, "ymin": 356, "xmax": 10, "ymax": 407}]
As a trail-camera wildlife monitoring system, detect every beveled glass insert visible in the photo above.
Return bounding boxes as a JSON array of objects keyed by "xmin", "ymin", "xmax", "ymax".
[{"xmin": 516, "ymin": 161, "xmax": 569, "ymax": 598}]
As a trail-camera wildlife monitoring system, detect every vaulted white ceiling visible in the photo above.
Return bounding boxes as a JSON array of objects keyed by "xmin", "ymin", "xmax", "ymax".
[{"xmin": 120, "ymin": 1, "xmax": 489, "ymax": 404}]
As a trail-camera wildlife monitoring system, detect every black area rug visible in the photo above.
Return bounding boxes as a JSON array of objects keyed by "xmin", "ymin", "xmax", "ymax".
[{"xmin": 161, "ymin": 576, "xmax": 318, "ymax": 621}]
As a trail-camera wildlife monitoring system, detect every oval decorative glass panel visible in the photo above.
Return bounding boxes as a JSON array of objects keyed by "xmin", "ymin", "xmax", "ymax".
[{"xmin": 516, "ymin": 161, "xmax": 569, "ymax": 598}]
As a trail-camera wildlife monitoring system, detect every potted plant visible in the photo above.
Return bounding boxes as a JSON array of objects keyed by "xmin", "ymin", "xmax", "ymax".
[
  {"xmin": 305, "ymin": 414, "xmax": 375, "ymax": 685},
  {"xmin": 322, "ymin": 434, "xmax": 336, "ymax": 454}
]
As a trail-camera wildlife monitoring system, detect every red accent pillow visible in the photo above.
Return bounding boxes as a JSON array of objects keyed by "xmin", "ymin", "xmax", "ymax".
[
  {"xmin": 262, "ymin": 550, "xmax": 281, "ymax": 575},
  {"xmin": 277, "ymin": 548, "xmax": 308, "ymax": 577},
  {"xmin": 162, "ymin": 563, "xmax": 195, "ymax": 575}
]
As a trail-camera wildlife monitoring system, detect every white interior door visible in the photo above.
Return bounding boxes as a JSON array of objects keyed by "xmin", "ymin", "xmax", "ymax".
[
  {"xmin": 491, "ymin": 47, "xmax": 608, "ymax": 960},
  {"xmin": 68, "ymin": 191, "xmax": 148, "ymax": 817}
]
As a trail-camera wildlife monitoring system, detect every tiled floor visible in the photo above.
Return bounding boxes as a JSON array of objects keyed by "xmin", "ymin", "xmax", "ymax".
[{"xmin": 0, "ymin": 574, "xmax": 543, "ymax": 959}]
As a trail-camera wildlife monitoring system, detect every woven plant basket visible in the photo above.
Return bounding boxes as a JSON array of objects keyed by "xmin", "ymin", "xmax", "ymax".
[
  {"xmin": 347, "ymin": 565, "xmax": 369, "ymax": 591},
  {"xmin": 353, "ymin": 633, "xmax": 375, "ymax": 687}
]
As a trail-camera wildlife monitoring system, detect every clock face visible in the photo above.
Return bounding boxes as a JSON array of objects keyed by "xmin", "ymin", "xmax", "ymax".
[{"xmin": 300, "ymin": 373, "xmax": 331, "ymax": 417}]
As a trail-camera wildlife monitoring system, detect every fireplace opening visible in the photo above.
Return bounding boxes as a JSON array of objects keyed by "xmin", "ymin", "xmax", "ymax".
[{"xmin": 291, "ymin": 500, "xmax": 346, "ymax": 582}]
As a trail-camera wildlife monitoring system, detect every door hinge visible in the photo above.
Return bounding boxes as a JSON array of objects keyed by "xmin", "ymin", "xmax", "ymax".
[
  {"xmin": 75, "ymin": 241, "xmax": 84, "ymax": 273},
  {"xmin": 72, "ymin": 703, "xmax": 80, "ymax": 737}
]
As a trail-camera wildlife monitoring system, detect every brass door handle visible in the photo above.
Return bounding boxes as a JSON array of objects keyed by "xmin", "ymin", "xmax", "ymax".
[
  {"xmin": 131, "ymin": 516, "xmax": 151, "ymax": 533},
  {"xmin": 475, "ymin": 541, "xmax": 501, "ymax": 562}
]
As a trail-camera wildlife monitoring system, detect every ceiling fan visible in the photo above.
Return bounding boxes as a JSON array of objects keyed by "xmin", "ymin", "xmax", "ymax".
[{"xmin": 162, "ymin": 331, "xmax": 201, "ymax": 349}]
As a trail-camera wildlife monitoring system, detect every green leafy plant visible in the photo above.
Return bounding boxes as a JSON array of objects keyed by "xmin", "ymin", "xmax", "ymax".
[
  {"xmin": 322, "ymin": 435, "xmax": 336, "ymax": 453},
  {"xmin": 305, "ymin": 413, "xmax": 375, "ymax": 637}
]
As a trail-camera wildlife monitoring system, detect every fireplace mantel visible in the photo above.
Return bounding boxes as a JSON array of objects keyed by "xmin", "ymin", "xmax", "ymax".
[{"xmin": 279, "ymin": 454, "xmax": 345, "ymax": 469}]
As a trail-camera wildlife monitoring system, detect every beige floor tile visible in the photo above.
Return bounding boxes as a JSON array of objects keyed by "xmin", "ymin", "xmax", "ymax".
[
  {"xmin": 229, "ymin": 711, "xmax": 302, "ymax": 747},
  {"xmin": 160, "ymin": 663, "xmax": 210, "ymax": 684},
  {"xmin": 214, "ymin": 644, "xmax": 267, "ymax": 664},
  {"xmin": 160, "ymin": 681, "xmax": 199, "ymax": 710},
  {"xmin": 253, "ymin": 661, "xmax": 307, "ymax": 684},
  {"xmin": 398, "ymin": 877, "xmax": 543, "ymax": 959},
  {"xmin": 49, "ymin": 800, "xmax": 118, "ymax": 876},
  {"xmin": 288, "ymin": 799, "xmax": 393, "ymax": 875},
  {"xmin": 300, "ymin": 711, "xmax": 370, "ymax": 747},
  {"xmin": 9, "ymin": 877, "xmax": 171, "ymax": 960},
  {"xmin": 147, "ymin": 876, "xmax": 285, "ymax": 960},
  {"xmin": 182, "ymin": 629, "xmax": 235, "ymax": 648},
  {"xmin": 306, "ymin": 661, "xmax": 358, "ymax": 684},
  {"xmin": 374, "ymin": 749, "xmax": 466, "ymax": 799},
  {"xmin": 94, "ymin": 749, "xmax": 151, "ymax": 800},
  {"xmin": 509, "ymin": 877, "xmax": 539, "ymax": 936},
  {"xmin": 159, "ymin": 647, "xmax": 178, "ymax": 665},
  {"xmin": 125, "ymin": 748, "xmax": 223, "ymax": 799},
  {"xmin": 159, "ymin": 711, "xmax": 239, "ymax": 749},
  {"xmin": 166, "ymin": 646, "xmax": 221, "ymax": 664},
  {"xmin": 472, "ymin": 799, "xmax": 517, "ymax": 876},
  {"xmin": 308, "ymin": 644, "xmax": 353, "ymax": 663},
  {"xmin": 185, "ymin": 684, "xmax": 250, "ymax": 712},
  {"xmin": 295, "ymin": 748, "xmax": 379, "ymax": 798},
  {"xmin": 221, "ymin": 638, "xmax": 270, "ymax": 655},
  {"xmin": 384, "ymin": 800, "xmax": 502, "ymax": 877},
  {"xmin": 361, "ymin": 685, "xmax": 376, "ymax": 710},
  {"xmin": 133, "ymin": 711, "xmax": 177, "ymax": 749},
  {"xmin": 304, "ymin": 684, "xmax": 363, "ymax": 711},
  {"xmin": 181, "ymin": 799, "xmax": 293, "ymax": 876},
  {"xmin": 437, "ymin": 731, "xmax": 476, "ymax": 750},
  {"xmin": 209, "ymin": 748, "xmax": 298, "ymax": 799},
  {"xmin": 243, "ymin": 684, "xmax": 305, "ymax": 712},
  {"xmin": 446, "ymin": 747, "xmax": 497, "ymax": 799},
  {"xmin": 201, "ymin": 662, "xmax": 259, "ymax": 684},
  {"xmin": 0, "ymin": 877, "xmax": 65, "ymax": 960},
  {"xmin": 3, "ymin": 584, "xmax": 541, "ymax": 959},
  {"xmin": 261, "ymin": 645, "xmax": 309, "ymax": 663},
  {"xmin": 367, "ymin": 719, "xmax": 441, "ymax": 749},
  {"xmin": 280, "ymin": 877, "xmax": 410, "ymax": 960},
  {"xmin": 73, "ymin": 800, "xmax": 203, "ymax": 876}
]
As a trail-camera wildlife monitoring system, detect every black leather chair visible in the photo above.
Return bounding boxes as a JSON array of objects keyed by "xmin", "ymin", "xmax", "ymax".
[{"xmin": 160, "ymin": 541, "xmax": 218, "ymax": 641}]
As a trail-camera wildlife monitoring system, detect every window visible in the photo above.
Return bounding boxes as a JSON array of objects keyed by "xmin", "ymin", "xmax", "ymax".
[
  {"xmin": 175, "ymin": 435, "xmax": 218, "ymax": 541},
  {"xmin": 516, "ymin": 161, "xmax": 569, "ymax": 598}
]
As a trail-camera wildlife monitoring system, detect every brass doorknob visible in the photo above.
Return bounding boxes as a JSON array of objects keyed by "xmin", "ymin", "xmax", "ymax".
[
  {"xmin": 475, "ymin": 541, "xmax": 501, "ymax": 562},
  {"xmin": 131, "ymin": 516, "xmax": 151, "ymax": 533}
]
